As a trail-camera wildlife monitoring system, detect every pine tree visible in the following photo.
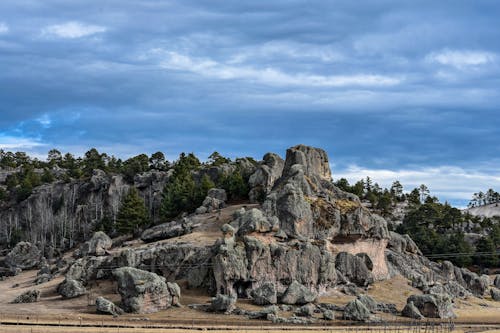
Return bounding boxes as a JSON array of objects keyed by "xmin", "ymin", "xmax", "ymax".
[{"xmin": 116, "ymin": 188, "xmax": 150, "ymax": 235}]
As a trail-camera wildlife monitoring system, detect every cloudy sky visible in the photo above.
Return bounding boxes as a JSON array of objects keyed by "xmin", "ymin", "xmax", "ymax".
[{"xmin": 1, "ymin": 1, "xmax": 499, "ymax": 206}]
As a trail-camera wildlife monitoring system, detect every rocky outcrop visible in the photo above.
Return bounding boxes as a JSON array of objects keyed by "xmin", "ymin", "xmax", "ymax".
[
  {"xmin": 57, "ymin": 278, "xmax": 87, "ymax": 299},
  {"xmin": 343, "ymin": 299, "xmax": 371, "ymax": 321},
  {"xmin": 5, "ymin": 242, "xmax": 41, "ymax": 271},
  {"xmin": 281, "ymin": 281, "xmax": 318, "ymax": 305},
  {"xmin": 141, "ymin": 218, "xmax": 193, "ymax": 243},
  {"xmin": 406, "ymin": 294, "xmax": 455, "ymax": 319},
  {"xmin": 13, "ymin": 289, "xmax": 40, "ymax": 303},
  {"xmin": 95, "ymin": 297, "xmax": 124, "ymax": 316},
  {"xmin": 494, "ymin": 275, "xmax": 500, "ymax": 289},
  {"xmin": 335, "ymin": 252, "xmax": 373, "ymax": 287},
  {"xmin": 210, "ymin": 294, "xmax": 236, "ymax": 313},
  {"xmin": 196, "ymin": 188, "xmax": 227, "ymax": 214},
  {"xmin": 402, "ymin": 301, "xmax": 424, "ymax": 319},
  {"xmin": 491, "ymin": 288, "xmax": 500, "ymax": 301},
  {"xmin": 213, "ymin": 145, "xmax": 390, "ymax": 300},
  {"xmin": 248, "ymin": 153, "xmax": 284, "ymax": 202},
  {"xmin": 75, "ymin": 231, "xmax": 112, "ymax": 257},
  {"xmin": 250, "ymin": 282, "xmax": 277, "ymax": 305},
  {"xmin": 113, "ymin": 267, "xmax": 180, "ymax": 314},
  {"xmin": 0, "ymin": 170, "xmax": 169, "ymax": 256}
]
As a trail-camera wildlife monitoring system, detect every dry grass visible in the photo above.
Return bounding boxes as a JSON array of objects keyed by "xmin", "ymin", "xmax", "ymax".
[{"xmin": 334, "ymin": 199, "xmax": 360, "ymax": 214}]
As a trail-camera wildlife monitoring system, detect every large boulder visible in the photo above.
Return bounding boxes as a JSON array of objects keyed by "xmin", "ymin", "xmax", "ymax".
[
  {"xmin": 343, "ymin": 299, "xmax": 371, "ymax": 321},
  {"xmin": 113, "ymin": 267, "xmax": 179, "ymax": 314},
  {"xmin": 494, "ymin": 275, "xmax": 500, "ymax": 289},
  {"xmin": 210, "ymin": 294, "xmax": 237, "ymax": 313},
  {"xmin": 76, "ymin": 231, "xmax": 112, "ymax": 257},
  {"xmin": 13, "ymin": 289, "xmax": 40, "ymax": 303},
  {"xmin": 250, "ymin": 282, "xmax": 277, "ymax": 305},
  {"xmin": 233, "ymin": 209, "xmax": 277, "ymax": 235},
  {"xmin": 96, "ymin": 297, "xmax": 124, "ymax": 316},
  {"xmin": 5, "ymin": 242, "xmax": 41, "ymax": 270},
  {"xmin": 491, "ymin": 288, "xmax": 500, "ymax": 301},
  {"xmin": 356, "ymin": 295, "xmax": 378, "ymax": 313},
  {"xmin": 141, "ymin": 219, "xmax": 191, "ymax": 243},
  {"xmin": 407, "ymin": 294, "xmax": 455, "ymax": 319},
  {"xmin": 196, "ymin": 188, "xmax": 227, "ymax": 214},
  {"xmin": 402, "ymin": 301, "xmax": 424, "ymax": 319},
  {"xmin": 281, "ymin": 281, "xmax": 318, "ymax": 305},
  {"xmin": 335, "ymin": 252, "xmax": 373, "ymax": 287},
  {"xmin": 57, "ymin": 278, "xmax": 87, "ymax": 299},
  {"xmin": 461, "ymin": 269, "xmax": 488, "ymax": 297}
]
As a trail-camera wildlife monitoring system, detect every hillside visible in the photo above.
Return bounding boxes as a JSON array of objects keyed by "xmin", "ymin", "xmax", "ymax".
[
  {"xmin": 466, "ymin": 203, "xmax": 500, "ymax": 218},
  {"xmin": 0, "ymin": 145, "xmax": 499, "ymax": 329}
]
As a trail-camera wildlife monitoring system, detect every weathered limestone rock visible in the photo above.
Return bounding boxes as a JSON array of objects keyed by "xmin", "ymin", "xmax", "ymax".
[
  {"xmin": 5, "ymin": 242, "xmax": 41, "ymax": 271},
  {"xmin": 141, "ymin": 218, "xmax": 191, "ymax": 243},
  {"xmin": 210, "ymin": 294, "xmax": 237, "ymax": 313},
  {"xmin": 343, "ymin": 299, "xmax": 371, "ymax": 321},
  {"xmin": 335, "ymin": 252, "xmax": 373, "ymax": 287},
  {"xmin": 427, "ymin": 282, "xmax": 470, "ymax": 299},
  {"xmin": 323, "ymin": 309, "xmax": 335, "ymax": 320},
  {"xmin": 245, "ymin": 305, "xmax": 279, "ymax": 319},
  {"xmin": 494, "ymin": 275, "xmax": 500, "ymax": 289},
  {"xmin": 76, "ymin": 231, "xmax": 112, "ymax": 257},
  {"xmin": 57, "ymin": 278, "xmax": 87, "ymax": 299},
  {"xmin": 13, "ymin": 289, "xmax": 40, "ymax": 303},
  {"xmin": 96, "ymin": 297, "xmax": 124, "ymax": 316},
  {"xmin": 357, "ymin": 295, "xmax": 378, "ymax": 313},
  {"xmin": 248, "ymin": 153, "xmax": 284, "ymax": 202},
  {"xmin": 407, "ymin": 294, "xmax": 455, "ymax": 319},
  {"xmin": 281, "ymin": 281, "xmax": 318, "ymax": 305},
  {"xmin": 461, "ymin": 269, "xmax": 488, "ymax": 297},
  {"xmin": 294, "ymin": 303, "xmax": 316, "ymax": 317},
  {"xmin": 387, "ymin": 232, "xmax": 422, "ymax": 255},
  {"xmin": 491, "ymin": 288, "xmax": 500, "ymax": 301},
  {"xmin": 196, "ymin": 188, "xmax": 227, "ymax": 214},
  {"xmin": 402, "ymin": 301, "xmax": 424, "ymax": 319},
  {"xmin": 0, "ymin": 170, "xmax": 169, "ymax": 257},
  {"xmin": 233, "ymin": 208, "xmax": 277, "ymax": 235},
  {"xmin": 250, "ymin": 282, "xmax": 277, "ymax": 305},
  {"xmin": 113, "ymin": 267, "xmax": 179, "ymax": 314},
  {"xmin": 34, "ymin": 273, "xmax": 53, "ymax": 285}
]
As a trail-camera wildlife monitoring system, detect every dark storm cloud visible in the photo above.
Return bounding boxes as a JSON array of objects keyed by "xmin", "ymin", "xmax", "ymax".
[{"xmin": 1, "ymin": 0, "xmax": 500, "ymax": 204}]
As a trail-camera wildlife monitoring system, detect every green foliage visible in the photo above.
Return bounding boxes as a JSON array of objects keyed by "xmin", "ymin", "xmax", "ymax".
[
  {"xmin": 218, "ymin": 170, "xmax": 248, "ymax": 201},
  {"xmin": 208, "ymin": 151, "xmax": 231, "ymax": 166},
  {"xmin": 150, "ymin": 152, "xmax": 167, "ymax": 170},
  {"xmin": 397, "ymin": 201, "xmax": 481, "ymax": 267},
  {"xmin": 83, "ymin": 148, "xmax": 106, "ymax": 176},
  {"xmin": 41, "ymin": 168, "xmax": 55, "ymax": 183},
  {"xmin": 196, "ymin": 174, "xmax": 215, "ymax": 202},
  {"xmin": 122, "ymin": 154, "xmax": 149, "ymax": 182},
  {"xmin": 160, "ymin": 152, "xmax": 203, "ymax": 219},
  {"xmin": 116, "ymin": 187, "xmax": 150, "ymax": 235},
  {"xmin": 474, "ymin": 236, "xmax": 499, "ymax": 267}
]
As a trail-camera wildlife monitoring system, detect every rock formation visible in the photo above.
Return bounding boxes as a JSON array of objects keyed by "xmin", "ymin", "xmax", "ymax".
[
  {"xmin": 5, "ymin": 242, "xmax": 41, "ymax": 272},
  {"xmin": 95, "ymin": 297, "xmax": 124, "ymax": 316},
  {"xmin": 113, "ymin": 267, "xmax": 180, "ymax": 314},
  {"xmin": 213, "ymin": 144, "xmax": 390, "ymax": 300},
  {"xmin": 12, "ymin": 289, "xmax": 40, "ymax": 303}
]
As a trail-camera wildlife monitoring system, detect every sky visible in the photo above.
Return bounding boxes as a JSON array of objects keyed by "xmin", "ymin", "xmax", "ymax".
[{"xmin": 1, "ymin": 1, "xmax": 500, "ymax": 207}]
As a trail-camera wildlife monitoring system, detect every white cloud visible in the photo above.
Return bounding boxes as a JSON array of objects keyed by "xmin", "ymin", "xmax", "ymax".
[
  {"xmin": 426, "ymin": 49, "xmax": 496, "ymax": 69},
  {"xmin": 334, "ymin": 164, "xmax": 500, "ymax": 206},
  {"xmin": 0, "ymin": 135, "xmax": 44, "ymax": 150},
  {"xmin": 0, "ymin": 22, "xmax": 9, "ymax": 34},
  {"xmin": 151, "ymin": 49, "xmax": 401, "ymax": 87},
  {"xmin": 42, "ymin": 21, "xmax": 106, "ymax": 39}
]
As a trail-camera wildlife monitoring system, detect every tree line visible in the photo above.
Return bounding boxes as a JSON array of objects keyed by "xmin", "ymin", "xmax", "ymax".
[{"xmin": 468, "ymin": 188, "xmax": 500, "ymax": 208}]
